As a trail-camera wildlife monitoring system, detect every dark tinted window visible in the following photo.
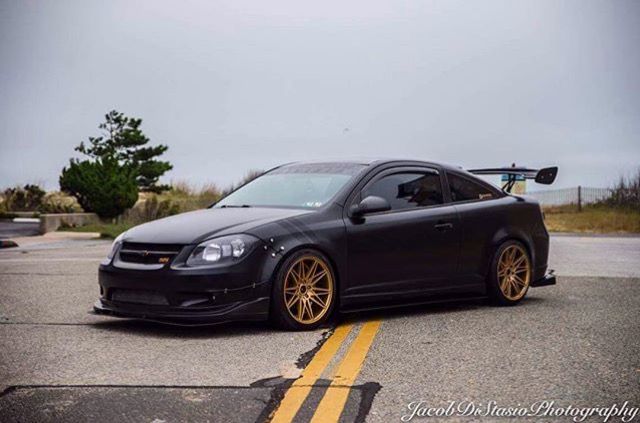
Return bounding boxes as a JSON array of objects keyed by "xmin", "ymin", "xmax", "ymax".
[
  {"xmin": 448, "ymin": 173, "xmax": 495, "ymax": 202},
  {"xmin": 362, "ymin": 171, "xmax": 443, "ymax": 211}
]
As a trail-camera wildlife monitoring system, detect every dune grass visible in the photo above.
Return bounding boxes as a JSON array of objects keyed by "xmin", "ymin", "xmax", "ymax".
[
  {"xmin": 544, "ymin": 204, "xmax": 640, "ymax": 234},
  {"xmin": 156, "ymin": 181, "xmax": 221, "ymax": 210}
]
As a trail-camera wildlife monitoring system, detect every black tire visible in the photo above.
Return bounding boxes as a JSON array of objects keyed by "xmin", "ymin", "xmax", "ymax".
[
  {"xmin": 270, "ymin": 249, "xmax": 337, "ymax": 331},
  {"xmin": 487, "ymin": 240, "xmax": 531, "ymax": 306}
]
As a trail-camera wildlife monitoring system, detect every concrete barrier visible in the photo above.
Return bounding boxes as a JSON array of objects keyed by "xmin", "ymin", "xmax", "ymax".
[
  {"xmin": 39, "ymin": 213, "xmax": 100, "ymax": 234},
  {"xmin": 10, "ymin": 211, "xmax": 40, "ymax": 218}
]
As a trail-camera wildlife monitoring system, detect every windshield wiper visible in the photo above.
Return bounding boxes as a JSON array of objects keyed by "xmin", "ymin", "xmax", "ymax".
[{"xmin": 219, "ymin": 204, "xmax": 252, "ymax": 208}]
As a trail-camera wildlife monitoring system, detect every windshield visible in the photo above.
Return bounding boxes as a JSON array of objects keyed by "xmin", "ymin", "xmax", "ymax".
[{"xmin": 216, "ymin": 162, "xmax": 365, "ymax": 209}]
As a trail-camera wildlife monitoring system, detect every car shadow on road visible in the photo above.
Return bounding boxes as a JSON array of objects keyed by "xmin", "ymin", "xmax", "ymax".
[
  {"xmin": 337, "ymin": 295, "xmax": 547, "ymax": 325},
  {"xmin": 88, "ymin": 318, "xmax": 279, "ymax": 339},
  {"xmin": 339, "ymin": 299, "xmax": 484, "ymax": 325}
]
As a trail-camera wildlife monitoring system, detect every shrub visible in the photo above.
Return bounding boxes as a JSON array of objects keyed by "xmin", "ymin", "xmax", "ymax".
[
  {"xmin": 2, "ymin": 184, "xmax": 45, "ymax": 211},
  {"xmin": 59, "ymin": 158, "xmax": 139, "ymax": 218},
  {"xmin": 38, "ymin": 192, "xmax": 84, "ymax": 214},
  {"xmin": 601, "ymin": 169, "xmax": 640, "ymax": 210}
]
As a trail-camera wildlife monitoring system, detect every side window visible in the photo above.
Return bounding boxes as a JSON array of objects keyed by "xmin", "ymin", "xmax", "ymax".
[
  {"xmin": 447, "ymin": 172, "xmax": 496, "ymax": 202},
  {"xmin": 362, "ymin": 171, "xmax": 443, "ymax": 211}
]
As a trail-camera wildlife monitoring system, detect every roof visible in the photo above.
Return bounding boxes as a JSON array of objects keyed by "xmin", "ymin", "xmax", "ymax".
[{"xmin": 282, "ymin": 158, "xmax": 463, "ymax": 170}]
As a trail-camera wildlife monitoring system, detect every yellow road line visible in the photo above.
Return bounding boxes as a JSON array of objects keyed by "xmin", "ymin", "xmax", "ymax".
[
  {"xmin": 270, "ymin": 324, "xmax": 354, "ymax": 423},
  {"xmin": 310, "ymin": 320, "xmax": 382, "ymax": 423}
]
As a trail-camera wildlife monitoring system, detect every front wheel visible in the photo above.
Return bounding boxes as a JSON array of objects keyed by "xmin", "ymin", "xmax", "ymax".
[
  {"xmin": 488, "ymin": 240, "xmax": 532, "ymax": 306},
  {"xmin": 270, "ymin": 250, "xmax": 336, "ymax": 330}
]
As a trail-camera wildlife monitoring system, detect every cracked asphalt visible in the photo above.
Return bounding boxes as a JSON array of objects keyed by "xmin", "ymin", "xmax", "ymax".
[{"xmin": 0, "ymin": 234, "xmax": 638, "ymax": 422}]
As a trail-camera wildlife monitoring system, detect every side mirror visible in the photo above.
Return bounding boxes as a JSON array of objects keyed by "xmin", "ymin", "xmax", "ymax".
[{"xmin": 349, "ymin": 195, "xmax": 391, "ymax": 217}]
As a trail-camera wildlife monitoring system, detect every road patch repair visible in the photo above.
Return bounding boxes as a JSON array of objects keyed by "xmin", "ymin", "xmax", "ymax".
[{"xmin": 0, "ymin": 385, "xmax": 273, "ymax": 422}]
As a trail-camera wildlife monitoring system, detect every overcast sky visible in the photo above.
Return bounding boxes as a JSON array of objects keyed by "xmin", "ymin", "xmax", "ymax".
[{"xmin": 1, "ymin": 0, "xmax": 639, "ymax": 191}]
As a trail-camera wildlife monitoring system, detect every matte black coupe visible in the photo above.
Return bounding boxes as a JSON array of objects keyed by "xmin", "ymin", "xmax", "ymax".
[{"xmin": 94, "ymin": 160, "xmax": 558, "ymax": 330}]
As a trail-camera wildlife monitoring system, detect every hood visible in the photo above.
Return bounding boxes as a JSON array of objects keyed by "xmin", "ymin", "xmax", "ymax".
[{"xmin": 122, "ymin": 207, "xmax": 313, "ymax": 244}]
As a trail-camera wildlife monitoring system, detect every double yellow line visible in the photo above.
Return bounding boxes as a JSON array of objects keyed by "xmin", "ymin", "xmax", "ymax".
[{"xmin": 271, "ymin": 320, "xmax": 382, "ymax": 423}]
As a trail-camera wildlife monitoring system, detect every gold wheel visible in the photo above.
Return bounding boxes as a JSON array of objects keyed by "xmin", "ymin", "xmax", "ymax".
[
  {"xmin": 283, "ymin": 255, "xmax": 334, "ymax": 325},
  {"xmin": 497, "ymin": 244, "xmax": 531, "ymax": 301}
]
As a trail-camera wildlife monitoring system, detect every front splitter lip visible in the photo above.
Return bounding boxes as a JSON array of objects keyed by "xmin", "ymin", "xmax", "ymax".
[
  {"xmin": 530, "ymin": 272, "xmax": 557, "ymax": 287},
  {"xmin": 92, "ymin": 297, "xmax": 270, "ymax": 326}
]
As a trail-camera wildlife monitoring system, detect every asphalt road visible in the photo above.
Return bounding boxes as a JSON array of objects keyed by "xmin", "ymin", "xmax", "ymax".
[
  {"xmin": 0, "ymin": 235, "xmax": 638, "ymax": 422},
  {"xmin": 0, "ymin": 221, "xmax": 39, "ymax": 239}
]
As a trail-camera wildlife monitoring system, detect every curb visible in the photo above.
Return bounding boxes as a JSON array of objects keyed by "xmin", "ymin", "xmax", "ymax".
[
  {"xmin": 0, "ymin": 240, "xmax": 18, "ymax": 249},
  {"xmin": 13, "ymin": 217, "xmax": 40, "ymax": 223}
]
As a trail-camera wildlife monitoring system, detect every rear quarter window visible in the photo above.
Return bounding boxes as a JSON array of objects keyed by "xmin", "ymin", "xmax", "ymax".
[{"xmin": 447, "ymin": 172, "xmax": 497, "ymax": 203}]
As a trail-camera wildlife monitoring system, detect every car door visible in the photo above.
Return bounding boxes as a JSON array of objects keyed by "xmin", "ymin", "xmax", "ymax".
[{"xmin": 342, "ymin": 166, "xmax": 461, "ymax": 305}]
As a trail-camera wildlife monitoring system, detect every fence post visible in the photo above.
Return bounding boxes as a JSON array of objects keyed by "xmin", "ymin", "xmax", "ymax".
[{"xmin": 577, "ymin": 185, "xmax": 582, "ymax": 212}]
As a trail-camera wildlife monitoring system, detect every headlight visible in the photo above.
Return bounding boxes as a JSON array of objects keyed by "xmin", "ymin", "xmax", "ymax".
[
  {"xmin": 186, "ymin": 234, "xmax": 259, "ymax": 267},
  {"xmin": 102, "ymin": 232, "xmax": 125, "ymax": 265}
]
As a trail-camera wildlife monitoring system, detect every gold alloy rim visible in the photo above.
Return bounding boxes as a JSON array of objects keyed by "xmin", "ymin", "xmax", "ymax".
[
  {"xmin": 498, "ymin": 244, "xmax": 531, "ymax": 301},
  {"xmin": 283, "ymin": 255, "xmax": 334, "ymax": 325}
]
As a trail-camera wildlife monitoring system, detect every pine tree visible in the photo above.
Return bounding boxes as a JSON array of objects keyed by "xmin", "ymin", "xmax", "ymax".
[{"xmin": 75, "ymin": 110, "xmax": 172, "ymax": 192}]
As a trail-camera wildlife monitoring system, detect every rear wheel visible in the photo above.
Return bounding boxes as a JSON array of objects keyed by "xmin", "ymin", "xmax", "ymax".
[
  {"xmin": 488, "ymin": 241, "xmax": 531, "ymax": 305},
  {"xmin": 271, "ymin": 250, "xmax": 336, "ymax": 330}
]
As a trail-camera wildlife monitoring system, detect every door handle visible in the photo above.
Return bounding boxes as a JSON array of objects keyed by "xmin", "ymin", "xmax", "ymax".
[{"xmin": 434, "ymin": 222, "xmax": 454, "ymax": 231}]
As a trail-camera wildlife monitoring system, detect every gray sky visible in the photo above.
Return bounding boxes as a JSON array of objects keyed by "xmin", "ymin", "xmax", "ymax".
[{"xmin": 1, "ymin": 0, "xmax": 639, "ymax": 191}]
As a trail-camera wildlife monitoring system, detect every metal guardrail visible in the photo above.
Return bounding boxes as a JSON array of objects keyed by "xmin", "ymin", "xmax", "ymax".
[{"xmin": 525, "ymin": 186, "xmax": 612, "ymax": 208}]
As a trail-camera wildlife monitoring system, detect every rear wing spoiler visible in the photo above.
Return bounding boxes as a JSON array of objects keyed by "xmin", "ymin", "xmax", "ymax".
[{"xmin": 468, "ymin": 166, "xmax": 558, "ymax": 192}]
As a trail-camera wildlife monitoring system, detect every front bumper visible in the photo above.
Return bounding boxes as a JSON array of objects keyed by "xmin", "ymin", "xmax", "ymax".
[{"xmin": 95, "ymin": 250, "xmax": 272, "ymax": 325}]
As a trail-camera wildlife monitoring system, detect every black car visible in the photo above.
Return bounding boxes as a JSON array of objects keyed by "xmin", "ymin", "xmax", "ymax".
[{"xmin": 94, "ymin": 160, "xmax": 557, "ymax": 330}]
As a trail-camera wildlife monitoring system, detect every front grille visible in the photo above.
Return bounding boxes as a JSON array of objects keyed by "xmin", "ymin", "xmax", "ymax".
[
  {"xmin": 111, "ymin": 289, "xmax": 169, "ymax": 305},
  {"xmin": 119, "ymin": 242, "xmax": 184, "ymax": 265}
]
